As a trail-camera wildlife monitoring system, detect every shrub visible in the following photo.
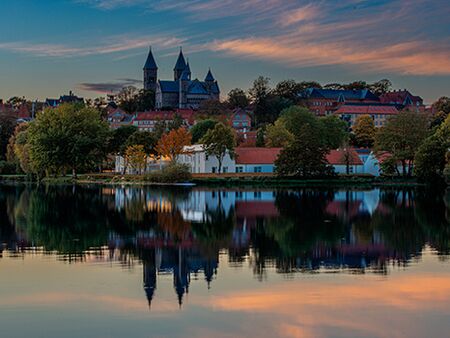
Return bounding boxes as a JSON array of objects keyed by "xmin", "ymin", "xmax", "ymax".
[
  {"xmin": 0, "ymin": 161, "xmax": 17, "ymax": 175},
  {"xmin": 144, "ymin": 163, "xmax": 192, "ymax": 183}
]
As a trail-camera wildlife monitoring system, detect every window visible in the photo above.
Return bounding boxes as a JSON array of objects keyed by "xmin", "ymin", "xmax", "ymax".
[
  {"xmin": 349, "ymin": 166, "xmax": 354, "ymax": 173},
  {"xmin": 212, "ymin": 167, "xmax": 216, "ymax": 173},
  {"xmin": 254, "ymin": 191, "xmax": 262, "ymax": 199},
  {"xmin": 236, "ymin": 166, "xmax": 243, "ymax": 173},
  {"xmin": 254, "ymin": 166, "xmax": 262, "ymax": 173},
  {"xmin": 205, "ymin": 155, "xmax": 209, "ymax": 161},
  {"xmin": 235, "ymin": 191, "xmax": 243, "ymax": 198},
  {"xmin": 223, "ymin": 167, "xmax": 228, "ymax": 173}
]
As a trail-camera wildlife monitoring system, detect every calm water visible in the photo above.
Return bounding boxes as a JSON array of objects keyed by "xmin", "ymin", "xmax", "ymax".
[{"xmin": 0, "ymin": 184, "xmax": 449, "ymax": 338}]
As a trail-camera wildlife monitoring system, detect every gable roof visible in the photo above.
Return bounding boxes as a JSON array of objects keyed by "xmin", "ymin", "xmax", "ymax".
[
  {"xmin": 334, "ymin": 104, "xmax": 399, "ymax": 115},
  {"xmin": 303, "ymin": 88, "xmax": 379, "ymax": 101},
  {"xmin": 187, "ymin": 80, "xmax": 208, "ymax": 94},
  {"xmin": 379, "ymin": 90, "xmax": 423, "ymax": 105},
  {"xmin": 326, "ymin": 149, "xmax": 363, "ymax": 165},
  {"xmin": 205, "ymin": 69, "xmax": 215, "ymax": 82},
  {"xmin": 144, "ymin": 47, "xmax": 158, "ymax": 70},
  {"xmin": 235, "ymin": 147, "xmax": 282, "ymax": 164}
]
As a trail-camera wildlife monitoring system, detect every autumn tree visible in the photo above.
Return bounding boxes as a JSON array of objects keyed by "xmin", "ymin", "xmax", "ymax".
[
  {"xmin": 125, "ymin": 145, "xmax": 147, "ymax": 175},
  {"xmin": 156, "ymin": 128, "xmax": 191, "ymax": 162},
  {"xmin": 200, "ymin": 122, "xmax": 235, "ymax": 174},
  {"xmin": 375, "ymin": 111, "xmax": 429, "ymax": 176},
  {"xmin": 353, "ymin": 115, "xmax": 376, "ymax": 148}
]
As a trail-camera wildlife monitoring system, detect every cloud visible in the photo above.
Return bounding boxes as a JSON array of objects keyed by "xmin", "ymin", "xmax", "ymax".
[
  {"xmin": 0, "ymin": 35, "xmax": 185, "ymax": 58},
  {"xmin": 77, "ymin": 78, "xmax": 142, "ymax": 93}
]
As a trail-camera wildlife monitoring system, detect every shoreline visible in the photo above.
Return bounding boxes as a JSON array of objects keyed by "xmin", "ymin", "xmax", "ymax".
[{"xmin": 0, "ymin": 174, "xmax": 427, "ymax": 188}]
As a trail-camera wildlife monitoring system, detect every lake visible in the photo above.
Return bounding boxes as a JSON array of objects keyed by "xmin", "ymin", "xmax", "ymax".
[{"xmin": 0, "ymin": 184, "xmax": 449, "ymax": 338}]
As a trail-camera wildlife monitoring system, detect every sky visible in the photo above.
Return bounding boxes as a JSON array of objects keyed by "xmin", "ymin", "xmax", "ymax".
[{"xmin": 0, "ymin": 0, "xmax": 449, "ymax": 104}]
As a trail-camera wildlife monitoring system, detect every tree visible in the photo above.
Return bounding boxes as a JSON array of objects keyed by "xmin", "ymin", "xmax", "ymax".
[
  {"xmin": 124, "ymin": 145, "xmax": 146, "ymax": 175},
  {"xmin": 191, "ymin": 119, "xmax": 218, "ymax": 143},
  {"xmin": 156, "ymin": 128, "xmax": 191, "ymax": 162},
  {"xmin": 265, "ymin": 119, "xmax": 294, "ymax": 148},
  {"xmin": 375, "ymin": 111, "xmax": 429, "ymax": 176},
  {"xmin": 275, "ymin": 125, "xmax": 331, "ymax": 177},
  {"xmin": 353, "ymin": 115, "xmax": 376, "ymax": 148},
  {"xmin": 200, "ymin": 122, "xmax": 235, "ymax": 174},
  {"xmin": 168, "ymin": 112, "xmax": 183, "ymax": 131},
  {"xmin": 415, "ymin": 115, "xmax": 450, "ymax": 182},
  {"xmin": 319, "ymin": 115, "xmax": 348, "ymax": 149},
  {"xmin": 197, "ymin": 99, "xmax": 228, "ymax": 116},
  {"xmin": 117, "ymin": 86, "xmax": 139, "ymax": 114},
  {"xmin": 107, "ymin": 125, "xmax": 138, "ymax": 155},
  {"xmin": 279, "ymin": 106, "xmax": 320, "ymax": 137},
  {"xmin": 248, "ymin": 76, "xmax": 270, "ymax": 105},
  {"xmin": 0, "ymin": 113, "xmax": 16, "ymax": 160},
  {"xmin": 135, "ymin": 89, "xmax": 155, "ymax": 112},
  {"xmin": 369, "ymin": 79, "xmax": 392, "ymax": 96},
  {"xmin": 272, "ymin": 80, "xmax": 302, "ymax": 101},
  {"xmin": 27, "ymin": 103, "xmax": 109, "ymax": 178},
  {"xmin": 430, "ymin": 96, "xmax": 450, "ymax": 128},
  {"xmin": 125, "ymin": 130, "xmax": 157, "ymax": 157},
  {"xmin": 227, "ymin": 88, "xmax": 249, "ymax": 109}
]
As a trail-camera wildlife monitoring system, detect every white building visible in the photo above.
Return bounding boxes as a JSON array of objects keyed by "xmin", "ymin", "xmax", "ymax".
[{"xmin": 178, "ymin": 144, "xmax": 236, "ymax": 174}]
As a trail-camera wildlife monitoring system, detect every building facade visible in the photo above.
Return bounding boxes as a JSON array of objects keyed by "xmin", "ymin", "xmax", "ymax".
[
  {"xmin": 143, "ymin": 48, "xmax": 220, "ymax": 110},
  {"xmin": 334, "ymin": 103, "xmax": 399, "ymax": 128}
]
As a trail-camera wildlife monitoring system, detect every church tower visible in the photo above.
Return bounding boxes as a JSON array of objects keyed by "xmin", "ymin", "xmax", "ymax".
[
  {"xmin": 143, "ymin": 46, "xmax": 158, "ymax": 92},
  {"xmin": 174, "ymin": 48, "xmax": 187, "ymax": 81}
]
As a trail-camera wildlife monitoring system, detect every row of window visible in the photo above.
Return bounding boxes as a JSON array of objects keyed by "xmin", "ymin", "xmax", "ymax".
[
  {"xmin": 211, "ymin": 166, "xmax": 263, "ymax": 173},
  {"xmin": 312, "ymin": 101, "xmax": 334, "ymax": 106}
]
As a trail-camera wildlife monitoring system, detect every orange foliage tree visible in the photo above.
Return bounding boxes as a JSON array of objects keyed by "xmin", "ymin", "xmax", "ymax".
[{"xmin": 156, "ymin": 127, "xmax": 191, "ymax": 162}]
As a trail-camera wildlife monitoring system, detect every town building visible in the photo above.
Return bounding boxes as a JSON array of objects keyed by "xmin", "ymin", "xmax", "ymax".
[
  {"xmin": 132, "ymin": 109, "xmax": 195, "ymax": 132},
  {"xmin": 298, "ymin": 88, "xmax": 380, "ymax": 116},
  {"xmin": 177, "ymin": 144, "xmax": 236, "ymax": 174},
  {"xmin": 45, "ymin": 91, "xmax": 84, "ymax": 108},
  {"xmin": 334, "ymin": 103, "xmax": 399, "ymax": 128},
  {"xmin": 143, "ymin": 47, "xmax": 220, "ymax": 110},
  {"xmin": 106, "ymin": 108, "xmax": 133, "ymax": 129},
  {"xmin": 379, "ymin": 90, "xmax": 425, "ymax": 112}
]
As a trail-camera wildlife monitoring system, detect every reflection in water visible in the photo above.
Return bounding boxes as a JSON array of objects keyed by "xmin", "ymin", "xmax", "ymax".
[{"xmin": 0, "ymin": 184, "xmax": 449, "ymax": 310}]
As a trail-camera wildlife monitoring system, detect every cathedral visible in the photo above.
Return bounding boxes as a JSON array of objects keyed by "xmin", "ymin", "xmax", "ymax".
[{"xmin": 143, "ymin": 47, "xmax": 220, "ymax": 110}]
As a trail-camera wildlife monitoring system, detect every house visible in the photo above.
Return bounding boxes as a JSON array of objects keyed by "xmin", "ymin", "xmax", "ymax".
[
  {"xmin": 107, "ymin": 108, "xmax": 133, "ymax": 129},
  {"xmin": 334, "ymin": 103, "xmax": 399, "ymax": 128},
  {"xmin": 230, "ymin": 108, "xmax": 252, "ymax": 133},
  {"xmin": 298, "ymin": 88, "xmax": 380, "ymax": 116},
  {"xmin": 379, "ymin": 90, "xmax": 425, "ymax": 112},
  {"xmin": 177, "ymin": 144, "xmax": 235, "ymax": 174},
  {"xmin": 326, "ymin": 148, "xmax": 364, "ymax": 174},
  {"xmin": 45, "ymin": 91, "xmax": 84, "ymax": 108},
  {"xmin": 235, "ymin": 147, "xmax": 281, "ymax": 173},
  {"xmin": 143, "ymin": 48, "xmax": 220, "ymax": 109},
  {"xmin": 132, "ymin": 109, "xmax": 195, "ymax": 131}
]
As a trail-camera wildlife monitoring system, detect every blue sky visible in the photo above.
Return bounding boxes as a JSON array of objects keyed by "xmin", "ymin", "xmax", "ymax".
[{"xmin": 0, "ymin": 0, "xmax": 449, "ymax": 103}]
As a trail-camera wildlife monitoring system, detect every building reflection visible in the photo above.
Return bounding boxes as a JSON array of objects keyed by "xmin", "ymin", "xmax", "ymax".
[{"xmin": 0, "ymin": 184, "xmax": 448, "ymax": 308}]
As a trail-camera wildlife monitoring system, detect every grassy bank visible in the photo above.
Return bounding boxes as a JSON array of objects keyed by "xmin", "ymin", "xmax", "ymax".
[{"xmin": 0, "ymin": 173, "xmax": 424, "ymax": 188}]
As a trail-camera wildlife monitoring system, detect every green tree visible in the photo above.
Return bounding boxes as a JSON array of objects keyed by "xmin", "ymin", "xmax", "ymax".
[
  {"xmin": 200, "ymin": 122, "xmax": 235, "ymax": 174},
  {"xmin": 272, "ymin": 80, "xmax": 302, "ymax": 101},
  {"xmin": 168, "ymin": 112, "xmax": 183, "ymax": 131},
  {"xmin": 107, "ymin": 125, "xmax": 138, "ymax": 155},
  {"xmin": 117, "ymin": 86, "xmax": 139, "ymax": 114},
  {"xmin": 0, "ymin": 114, "xmax": 16, "ymax": 160},
  {"xmin": 369, "ymin": 79, "xmax": 392, "ymax": 96},
  {"xmin": 415, "ymin": 115, "xmax": 450, "ymax": 182},
  {"xmin": 319, "ymin": 115, "xmax": 348, "ymax": 149},
  {"xmin": 279, "ymin": 106, "xmax": 319, "ymax": 137},
  {"xmin": 191, "ymin": 119, "xmax": 218, "ymax": 143},
  {"xmin": 275, "ymin": 125, "xmax": 331, "ymax": 177},
  {"xmin": 27, "ymin": 103, "xmax": 109, "ymax": 178},
  {"xmin": 265, "ymin": 119, "xmax": 294, "ymax": 148},
  {"xmin": 430, "ymin": 96, "xmax": 450, "ymax": 128},
  {"xmin": 125, "ymin": 130, "xmax": 157, "ymax": 157},
  {"xmin": 227, "ymin": 88, "xmax": 249, "ymax": 109},
  {"xmin": 375, "ymin": 111, "xmax": 429, "ymax": 176},
  {"xmin": 353, "ymin": 114, "xmax": 376, "ymax": 148}
]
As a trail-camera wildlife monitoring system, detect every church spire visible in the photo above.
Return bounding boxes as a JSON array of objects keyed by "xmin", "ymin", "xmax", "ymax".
[
  {"xmin": 205, "ymin": 68, "xmax": 215, "ymax": 82},
  {"xmin": 174, "ymin": 47, "xmax": 187, "ymax": 81},
  {"xmin": 143, "ymin": 46, "xmax": 158, "ymax": 70}
]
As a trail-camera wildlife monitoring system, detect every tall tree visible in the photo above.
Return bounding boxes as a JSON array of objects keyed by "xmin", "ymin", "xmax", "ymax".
[
  {"xmin": 375, "ymin": 111, "xmax": 429, "ymax": 176},
  {"xmin": 353, "ymin": 115, "xmax": 376, "ymax": 148},
  {"xmin": 0, "ymin": 113, "xmax": 16, "ymax": 160},
  {"xmin": 191, "ymin": 119, "xmax": 218, "ymax": 143},
  {"xmin": 156, "ymin": 128, "xmax": 191, "ymax": 162},
  {"xmin": 319, "ymin": 115, "xmax": 348, "ymax": 149},
  {"xmin": 227, "ymin": 88, "xmax": 249, "ymax": 109},
  {"xmin": 27, "ymin": 103, "xmax": 109, "ymax": 178},
  {"xmin": 265, "ymin": 119, "xmax": 294, "ymax": 148},
  {"xmin": 200, "ymin": 122, "xmax": 235, "ymax": 174},
  {"xmin": 107, "ymin": 125, "xmax": 138, "ymax": 155}
]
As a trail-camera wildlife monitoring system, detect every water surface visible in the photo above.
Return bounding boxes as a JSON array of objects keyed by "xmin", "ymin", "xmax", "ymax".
[{"xmin": 0, "ymin": 184, "xmax": 449, "ymax": 338}]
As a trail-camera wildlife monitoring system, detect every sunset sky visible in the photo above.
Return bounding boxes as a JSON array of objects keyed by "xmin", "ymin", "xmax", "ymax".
[{"xmin": 1, "ymin": 0, "xmax": 449, "ymax": 103}]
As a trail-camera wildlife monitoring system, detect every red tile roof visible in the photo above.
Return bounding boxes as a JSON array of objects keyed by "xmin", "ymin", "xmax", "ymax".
[
  {"xmin": 379, "ymin": 90, "xmax": 423, "ymax": 105},
  {"xmin": 334, "ymin": 104, "xmax": 398, "ymax": 115},
  {"xmin": 235, "ymin": 147, "xmax": 281, "ymax": 164},
  {"xmin": 134, "ymin": 109, "xmax": 196, "ymax": 124},
  {"xmin": 326, "ymin": 149, "xmax": 363, "ymax": 165}
]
